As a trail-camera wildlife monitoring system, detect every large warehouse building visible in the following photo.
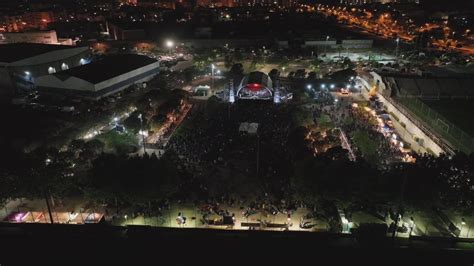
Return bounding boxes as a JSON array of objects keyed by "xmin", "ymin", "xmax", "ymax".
[
  {"xmin": 0, "ymin": 43, "xmax": 90, "ymax": 98},
  {"xmin": 0, "ymin": 30, "xmax": 73, "ymax": 45},
  {"xmin": 36, "ymin": 54, "xmax": 160, "ymax": 100}
]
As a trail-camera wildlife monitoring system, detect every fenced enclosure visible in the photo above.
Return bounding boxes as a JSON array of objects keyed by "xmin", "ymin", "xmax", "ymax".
[{"xmin": 397, "ymin": 97, "xmax": 474, "ymax": 154}]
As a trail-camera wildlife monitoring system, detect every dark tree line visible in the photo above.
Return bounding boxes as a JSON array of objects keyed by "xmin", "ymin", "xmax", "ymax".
[
  {"xmin": 287, "ymin": 128, "xmax": 474, "ymax": 213},
  {"xmin": 0, "ymin": 122, "xmax": 472, "ymax": 214},
  {"xmin": 84, "ymin": 152, "xmax": 183, "ymax": 207}
]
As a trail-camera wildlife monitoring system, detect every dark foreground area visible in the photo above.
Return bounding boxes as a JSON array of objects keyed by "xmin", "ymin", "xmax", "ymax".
[{"xmin": 0, "ymin": 223, "xmax": 472, "ymax": 265}]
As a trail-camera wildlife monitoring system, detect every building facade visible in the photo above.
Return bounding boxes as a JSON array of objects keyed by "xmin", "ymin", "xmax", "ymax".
[
  {"xmin": 0, "ymin": 30, "xmax": 74, "ymax": 45},
  {"xmin": 36, "ymin": 54, "xmax": 159, "ymax": 100},
  {"xmin": 0, "ymin": 43, "xmax": 90, "ymax": 97}
]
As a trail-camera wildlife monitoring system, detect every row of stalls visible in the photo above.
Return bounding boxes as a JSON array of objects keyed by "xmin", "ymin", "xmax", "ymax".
[
  {"xmin": 360, "ymin": 96, "xmax": 416, "ymax": 163},
  {"xmin": 4, "ymin": 211, "xmax": 104, "ymax": 224}
]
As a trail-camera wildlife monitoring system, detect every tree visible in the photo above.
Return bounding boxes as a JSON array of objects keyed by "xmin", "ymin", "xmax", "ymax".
[
  {"xmin": 307, "ymin": 71, "xmax": 317, "ymax": 80},
  {"xmin": 224, "ymin": 54, "xmax": 234, "ymax": 69},
  {"xmin": 229, "ymin": 63, "xmax": 244, "ymax": 78},
  {"xmin": 150, "ymin": 114, "xmax": 167, "ymax": 130},
  {"xmin": 343, "ymin": 57, "xmax": 355, "ymax": 70},
  {"xmin": 84, "ymin": 139, "xmax": 105, "ymax": 155},
  {"xmin": 69, "ymin": 139, "xmax": 86, "ymax": 152},
  {"xmin": 85, "ymin": 153, "xmax": 183, "ymax": 207},
  {"xmin": 309, "ymin": 59, "xmax": 321, "ymax": 73},
  {"xmin": 149, "ymin": 74, "xmax": 168, "ymax": 91},
  {"xmin": 123, "ymin": 111, "xmax": 147, "ymax": 133},
  {"xmin": 280, "ymin": 57, "xmax": 289, "ymax": 70},
  {"xmin": 182, "ymin": 67, "xmax": 197, "ymax": 82},
  {"xmin": 234, "ymin": 49, "xmax": 243, "ymax": 61},
  {"xmin": 295, "ymin": 69, "xmax": 306, "ymax": 79},
  {"xmin": 268, "ymin": 69, "xmax": 280, "ymax": 82}
]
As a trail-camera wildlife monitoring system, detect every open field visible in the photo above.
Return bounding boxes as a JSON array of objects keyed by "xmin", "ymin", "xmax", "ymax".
[{"xmin": 398, "ymin": 98, "xmax": 474, "ymax": 154}]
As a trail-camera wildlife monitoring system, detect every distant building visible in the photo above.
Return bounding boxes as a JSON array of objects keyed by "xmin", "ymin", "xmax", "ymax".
[
  {"xmin": 1, "ymin": 11, "xmax": 55, "ymax": 33},
  {"xmin": 138, "ymin": 0, "xmax": 176, "ymax": 9},
  {"xmin": 107, "ymin": 21, "xmax": 146, "ymax": 40},
  {"xmin": 36, "ymin": 54, "xmax": 159, "ymax": 100},
  {"xmin": 0, "ymin": 30, "xmax": 73, "ymax": 45},
  {"xmin": 300, "ymin": 38, "xmax": 373, "ymax": 49},
  {"xmin": 196, "ymin": 0, "xmax": 235, "ymax": 7},
  {"xmin": 0, "ymin": 43, "xmax": 90, "ymax": 97},
  {"xmin": 22, "ymin": 11, "xmax": 55, "ymax": 31},
  {"xmin": 235, "ymin": 0, "xmax": 273, "ymax": 6},
  {"xmin": 120, "ymin": 0, "xmax": 138, "ymax": 5},
  {"xmin": 339, "ymin": 0, "xmax": 418, "ymax": 4},
  {"xmin": 0, "ymin": 15, "xmax": 23, "ymax": 32}
]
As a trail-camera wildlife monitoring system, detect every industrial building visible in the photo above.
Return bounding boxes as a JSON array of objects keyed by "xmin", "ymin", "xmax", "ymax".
[
  {"xmin": 0, "ymin": 43, "xmax": 90, "ymax": 98},
  {"xmin": 107, "ymin": 21, "xmax": 146, "ymax": 41},
  {"xmin": 36, "ymin": 54, "xmax": 160, "ymax": 100},
  {"xmin": 0, "ymin": 30, "xmax": 74, "ymax": 45}
]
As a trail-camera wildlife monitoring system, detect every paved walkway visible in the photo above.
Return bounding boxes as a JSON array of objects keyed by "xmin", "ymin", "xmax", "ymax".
[{"xmin": 115, "ymin": 204, "xmax": 327, "ymax": 232}]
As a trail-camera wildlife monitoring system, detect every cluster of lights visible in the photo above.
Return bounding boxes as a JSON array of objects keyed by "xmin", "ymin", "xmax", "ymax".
[{"xmin": 83, "ymin": 130, "xmax": 99, "ymax": 140}]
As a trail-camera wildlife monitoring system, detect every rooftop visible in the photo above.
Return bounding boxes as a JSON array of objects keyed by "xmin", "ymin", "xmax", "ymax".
[
  {"xmin": 244, "ymin": 71, "xmax": 272, "ymax": 88},
  {"xmin": 55, "ymin": 54, "xmax": 157, "ymax": 84},
  {"xmin": 0, "ymin": 43, "xmax": 77, "ymax": 63}
]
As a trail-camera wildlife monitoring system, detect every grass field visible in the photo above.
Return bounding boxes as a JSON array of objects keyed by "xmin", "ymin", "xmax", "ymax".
[
  {"xmin": 352, "ymin": 130, "xmax": 380, "ymax": 165},
  {"xmin": 317, "ymin": 114, "xmax": 334, "ymax": 129},
  {"xmin": 422, "ymin": 100, "xmax": 474, "ymax": 137},
  {"xmin": 97, "ymin": 131, "xmax": 138, "ymax": 154},
  {"xmin": 398, "ymin": 98, "xmax": 474, "ymax": 154}
]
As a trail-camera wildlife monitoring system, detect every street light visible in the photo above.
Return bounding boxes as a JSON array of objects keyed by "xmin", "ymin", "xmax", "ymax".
[
  {"xmin": 306, "ymin": 84, "xmax": 312, "ymax": 90},
  {"xmin": 396, "ymin": 37, "xmax": 400, "ymax": 61},
  {"xmin": 138, "ymin": 113, "xmax": 146, "ymax": 154},
  {"xmin": 330, "ymin": 84, "xmax": 335, "ymax": 89},
  {"xmin": 324, "ymin": 35, "xmax": 330, "ymax": 55},
  {"xmin": 211, "ymin": 64, "xmax": 215, "ymax": 92},
  {"xmin": 460, "ymin": 218, "xmax": 467, "ymax": 237},
  {"xmin": 165, "ymin": 40, "xmax": 174, "ymax": 55},
  {"xmin": 321, "ymin": 84, "xmax": 326, "ymax": 89}
]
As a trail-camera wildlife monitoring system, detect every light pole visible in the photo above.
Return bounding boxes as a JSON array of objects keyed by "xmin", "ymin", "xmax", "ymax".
[
  {"xmin": 392, "ymin": 173, "xmax": 408, "ymax": 242},
  {"xmin": 460, "ymin": 218, "xmax": 466, "ymax": 237},
  {"xmin": 324, "ymin": 35, "xmax": 330, "ymax": 56},
  {"xmin": 165, "ymin": 40, "xmax": 174, "ymax": 55},
  {"xmin": 138, "ymin": 113, "xmax": 146, "ymax": 154},
  {"xmin": 256, "ymin": 132, "xmax": 260, "ymax": 180},
  {"xmin": 395, "ymin": 37, "xmax": 400, "ymax": 62},
  {"xmin": 211, "ymin": 64, "xmax": 215, "ymax": 93}
]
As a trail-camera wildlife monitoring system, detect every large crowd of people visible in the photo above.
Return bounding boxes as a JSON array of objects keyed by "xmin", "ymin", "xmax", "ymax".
[
  {"xmin": 329, "ymin": 98, "xmax": 406, "ymax": 168},
  {"xmin": 164, "ymin": 100, "xmax": 304, "ymax": 221}
]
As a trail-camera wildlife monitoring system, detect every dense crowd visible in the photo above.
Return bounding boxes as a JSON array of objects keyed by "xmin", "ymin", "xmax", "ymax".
[
  {"xmin": 164, "ymin": 100, "xmax": 301, "ymax": 219},
  {"xmin": 333, "ymin": 99, "xmax": 405, "ymax": 168}
]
